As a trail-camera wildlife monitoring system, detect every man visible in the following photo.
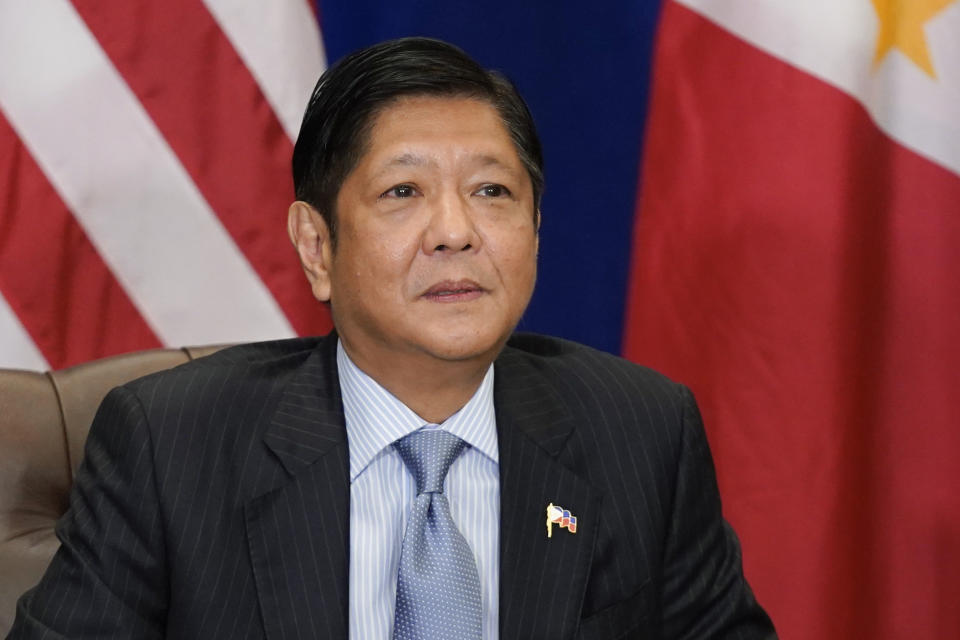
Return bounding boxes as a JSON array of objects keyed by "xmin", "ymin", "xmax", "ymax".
[{"xmin": 10, "ymin": 38, "xmax": 775, "ymax": 639}]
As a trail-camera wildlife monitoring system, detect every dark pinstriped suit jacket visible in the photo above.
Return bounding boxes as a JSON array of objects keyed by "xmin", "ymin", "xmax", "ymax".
[{"xmin": 10, "ymin": 332, "xmax": 775, "ymax": 639}]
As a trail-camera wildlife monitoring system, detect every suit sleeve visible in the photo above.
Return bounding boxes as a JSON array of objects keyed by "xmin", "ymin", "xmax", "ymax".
[
  {"xmin": 9, "ymin": 386, "xmax": 167, "ymax": 639},
  {"xmin": 660, "ymin": 385, "xmax": 777, "ymax": 639}
]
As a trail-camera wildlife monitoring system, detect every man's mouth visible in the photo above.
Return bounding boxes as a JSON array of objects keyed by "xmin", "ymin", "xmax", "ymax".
[{"xmin": 421, "ymin": 279, "xmax": 485, "ymax": 302}]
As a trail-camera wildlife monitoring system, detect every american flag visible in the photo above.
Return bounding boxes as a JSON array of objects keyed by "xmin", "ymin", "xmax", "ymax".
[{"xmin": 0, "ymin": 0, "xmax": 330, "ymax": 370}]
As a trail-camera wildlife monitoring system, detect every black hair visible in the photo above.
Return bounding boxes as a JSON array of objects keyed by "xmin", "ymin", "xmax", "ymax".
[{"xmin": 291, "ymin": 37, "xmax": 544, "ymax": 241}]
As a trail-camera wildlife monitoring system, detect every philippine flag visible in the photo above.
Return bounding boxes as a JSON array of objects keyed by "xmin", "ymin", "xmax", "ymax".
[{"xmin": 625, "ymin": 2, "xmax": 960, "ymax": 639}]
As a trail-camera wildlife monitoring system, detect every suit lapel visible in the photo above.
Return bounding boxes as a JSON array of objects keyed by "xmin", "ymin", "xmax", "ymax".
[
  {"xmin": 244, "ymin": 336, "xmax": 351, "ymax": 640},
  {"xmin": 495, "ymin": 347, "xmax": 601, "ymax": 640}
]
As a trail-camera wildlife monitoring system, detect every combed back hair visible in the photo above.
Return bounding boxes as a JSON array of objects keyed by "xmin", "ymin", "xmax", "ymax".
[{"xmin": 291, "ymin": 37, "xmax": 544, "ymax": 242}]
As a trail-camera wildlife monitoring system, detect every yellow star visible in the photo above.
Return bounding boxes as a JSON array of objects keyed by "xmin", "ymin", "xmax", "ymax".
[{"xmin": 870, "ymin": 0, "xmax": 956, "ymax": 77}]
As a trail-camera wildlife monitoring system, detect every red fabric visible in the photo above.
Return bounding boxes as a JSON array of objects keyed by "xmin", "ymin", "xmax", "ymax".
[
  {"xmin": 72, "ymin": 0, "xmax": 332, "ymax": 337},
  {"xmin": 624, "ymin": 3, "xmax": 960, "ymax": 638},
  {"xmin": 0, "ymin": 110, "xmax": 160, "ymax": 367}
]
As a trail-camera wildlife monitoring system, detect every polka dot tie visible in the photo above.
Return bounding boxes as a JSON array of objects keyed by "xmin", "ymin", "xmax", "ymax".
[{"xmin": 393, "ymin": 429, "xmax": 483, "ymax": 640}]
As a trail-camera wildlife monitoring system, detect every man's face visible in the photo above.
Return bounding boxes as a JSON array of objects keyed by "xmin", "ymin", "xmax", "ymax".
[{"xmin": 298, "ymin": 95, "xmax": 539, "ymax": 370}]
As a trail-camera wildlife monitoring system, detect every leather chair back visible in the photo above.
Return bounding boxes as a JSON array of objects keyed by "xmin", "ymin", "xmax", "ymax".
[{"xmin": 0, "ymin": 345, "xmax": 228, "ymax": 635}]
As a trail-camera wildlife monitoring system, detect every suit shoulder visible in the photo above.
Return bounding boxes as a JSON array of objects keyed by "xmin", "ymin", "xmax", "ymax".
[
  {"xmin": 501, "ymin": 334, "xmax": 695, "ymax": 483},
  {"xmin": 122, "ymin": 335, "xmax": 326, "ymax": 406},
  {"xmin": 181, "ymin": 336, "xmax": 323, "ymax": 372},
  {"xmin": 504, "ymin": 332, "xmax": 684, "ymax": 402}
]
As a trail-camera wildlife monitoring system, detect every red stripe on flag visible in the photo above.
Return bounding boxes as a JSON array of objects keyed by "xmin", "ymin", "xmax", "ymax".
[
  {"xmin": 625, "ymin": 3, "xmax": 960, "ymax": 639},
  {"xmin": 0, "ymin": 111, "xmax": 162, "ymax": 368},
  {"xmin": 70, "ymin": 0, "xmax": 332, "ymax": 336}
]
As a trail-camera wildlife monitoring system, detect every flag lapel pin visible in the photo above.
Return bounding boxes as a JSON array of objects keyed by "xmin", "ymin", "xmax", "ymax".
[{"xmin": 546, "ymin": 502, "xmax": 577, "ymax": 538}]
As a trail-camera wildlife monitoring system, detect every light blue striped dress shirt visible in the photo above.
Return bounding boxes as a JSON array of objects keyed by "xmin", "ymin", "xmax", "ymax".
[{"xmin": 337, "ymin": 341, "xmax": 500, "ymax": 640}]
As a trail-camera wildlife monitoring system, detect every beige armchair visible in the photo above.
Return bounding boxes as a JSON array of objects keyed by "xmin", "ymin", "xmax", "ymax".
[{"xmin": 0, "ymin": 345, "xmax": 229, "ymax": 636}]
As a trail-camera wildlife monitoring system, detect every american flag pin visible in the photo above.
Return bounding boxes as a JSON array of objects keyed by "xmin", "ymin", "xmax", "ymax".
[{"xmin": 546, "ymin": 502, "xmax": 577, "ymax": 538}]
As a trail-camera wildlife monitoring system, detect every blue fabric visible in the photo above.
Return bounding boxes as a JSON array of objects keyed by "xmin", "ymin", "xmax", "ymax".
[{"xmin": 393, "ymin": 430, "xmax": 483, "ymax": 640}]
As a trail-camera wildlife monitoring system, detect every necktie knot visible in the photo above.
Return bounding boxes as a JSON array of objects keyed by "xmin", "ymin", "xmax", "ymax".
[{"xmin": 395, "ymin": 429, "xmax": 467, "ymax": 495}]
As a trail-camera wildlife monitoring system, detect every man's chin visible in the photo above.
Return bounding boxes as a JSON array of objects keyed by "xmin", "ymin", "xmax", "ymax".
[{"xmin": 415, "ymin": 331, "xmax": 511, "ymax": 365}]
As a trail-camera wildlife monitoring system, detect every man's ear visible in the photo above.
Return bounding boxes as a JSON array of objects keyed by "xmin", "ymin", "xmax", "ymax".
[{"xmin": 287, "ymin": 200, "xmax": 333, "ymax": 302}]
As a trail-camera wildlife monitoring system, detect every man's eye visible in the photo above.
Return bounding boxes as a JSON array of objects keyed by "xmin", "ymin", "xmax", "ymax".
[
  {"xmin": 381, "ymin": 184, "xmax": 417, "ymax": 198},
  {"xmin": 475, "ymin": 184, "xmax": 510, "ymax": 198}
]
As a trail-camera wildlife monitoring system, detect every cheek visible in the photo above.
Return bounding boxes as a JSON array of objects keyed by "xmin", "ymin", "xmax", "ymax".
[
  {"xmin": 339, "ymin": 233, "xmax": 422, "ymax": 305},
  {"xmin": 339, "ymin": 221, "xmax": 412, "ymax": 274},
  {"xmin": 381, "ymin": 240, "xmax": 415, "ymax": 267},
  {"xmin": 489, "ymin": 227, "xmax": 538, "ymax": 286}
]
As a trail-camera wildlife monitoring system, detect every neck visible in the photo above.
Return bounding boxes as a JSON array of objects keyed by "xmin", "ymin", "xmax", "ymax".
[{"xmin": 339, "ymin": 340, "xmax": 496, "ymax": 424}]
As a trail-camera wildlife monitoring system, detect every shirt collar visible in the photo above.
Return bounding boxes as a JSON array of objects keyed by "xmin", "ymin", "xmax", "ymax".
[{"xmin": 337, "ymin": 340, "xmax": 498, "ymax": 482}]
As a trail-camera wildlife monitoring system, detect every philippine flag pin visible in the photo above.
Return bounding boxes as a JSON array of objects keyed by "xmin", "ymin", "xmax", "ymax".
[{"xmin": 546, "ymin": 502, "xmax": 577, "ymax": 537}]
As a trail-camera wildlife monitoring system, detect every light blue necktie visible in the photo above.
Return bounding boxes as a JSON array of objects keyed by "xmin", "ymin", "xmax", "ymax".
[{"xmin": 393, "ymin": 429, "xmax": 483, "ymax": 640}]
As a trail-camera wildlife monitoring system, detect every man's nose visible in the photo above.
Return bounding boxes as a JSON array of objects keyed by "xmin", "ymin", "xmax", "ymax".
[{"xmin": 422, "ymin": 191, "xmax": 482, "ymax": 255}]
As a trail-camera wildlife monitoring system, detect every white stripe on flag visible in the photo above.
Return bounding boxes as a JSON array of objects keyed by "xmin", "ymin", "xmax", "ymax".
[
  {"xmin": 0, "ymin": 289, "xmax": 49, "ymax": 370},
  {"xmin": 0, "ymin": 0, "xmax": 295, "ymax": 346},
  {"xmin": 677, "ymin": 0, "xmax": 960, "ymax": 177},
  {"xmin": 203, "ymin": 0, "xmax": 327, "ymax": 141}
]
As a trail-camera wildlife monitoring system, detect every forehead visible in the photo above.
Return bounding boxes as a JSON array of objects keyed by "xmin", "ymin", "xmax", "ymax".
[{"xmin": 357, "ymin": 95, "xmax": 522, "ymax": 170}]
